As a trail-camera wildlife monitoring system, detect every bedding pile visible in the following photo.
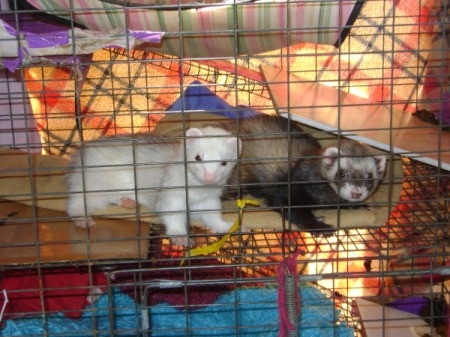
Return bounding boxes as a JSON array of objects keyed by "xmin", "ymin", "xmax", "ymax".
[{"xmin": 1, "ymin": 284, "xmax": 355, "ymax": 337}]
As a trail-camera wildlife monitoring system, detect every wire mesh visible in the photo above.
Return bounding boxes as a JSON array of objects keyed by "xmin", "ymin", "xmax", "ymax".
[{"xmin": 0, "ymin": 0, "xmax": 449, "ymax": 336}]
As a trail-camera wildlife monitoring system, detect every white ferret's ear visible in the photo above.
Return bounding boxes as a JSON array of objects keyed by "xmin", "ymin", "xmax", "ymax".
[
  {"xmin": 185, "ymin": 128, "xmax": 203, "ymax": 145},
  {"xmin": 322, "ymin": 146, "xmax": 340, "ymax": 169},
  {"xmin": 227, "ymin": 137, "xmax": 242, "ymax": 154},
  {"xmin": 374, "ymin": 155, "xmax": 387, "ymax": 178},
  {"xmin": 186, "ymin": 127, "xmax": 203, "ymax": 137}
]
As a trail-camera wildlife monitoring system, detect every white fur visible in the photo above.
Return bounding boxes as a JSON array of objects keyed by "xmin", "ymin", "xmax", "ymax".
[{"xmin": 67, "ymin": 127, "xmax": 241, "ymax": 246}]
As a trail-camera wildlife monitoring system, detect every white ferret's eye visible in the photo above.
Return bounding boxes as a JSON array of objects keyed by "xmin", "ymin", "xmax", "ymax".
[
  {"xmin": 221, "ymin": 161, "xmax": 227, "ymax": 166},
  {"xmin": 195, "ymin": 155, "xmax": 201, "ymax": 161}
]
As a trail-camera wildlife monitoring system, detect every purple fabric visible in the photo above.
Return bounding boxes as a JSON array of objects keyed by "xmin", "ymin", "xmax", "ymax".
[
  {"xmin": 440, "ymin": 93, "xmax": 450, "ymax": 124},
  {"xmin": 2, "ymin": 59, "xmax": 20, "ymax": 72},
  {"xmin": 25, "ymin": 31, "xmax": 69, "ymax": 48},
  {"xmin": 1, "ymin": 18, "xmax": 17, "ymax": 36},
  {"xmin": 0, "ymin": 12, "xmax": 74, "ymax": 70},
  {"xmin": 1, "ymin": 13, "xmax": 70, "ymax": 34},
  {"xmin": 0, "ymin": 13, "xmax": 163, "ymax": 70},
  {"xmin": 129, "ymin": 30, "xmax": 165, "ymax": 44},
  {"xmin": 387, "ymin": 297, "xmax": 429, "ymax": 316}
]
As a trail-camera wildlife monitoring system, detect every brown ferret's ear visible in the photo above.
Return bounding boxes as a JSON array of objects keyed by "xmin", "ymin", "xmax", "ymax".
[
  {"xmin": 322, "ymin": 146, "xmax": 340, "ymax": 169},
  {"xmin": 374, "ymin": 155, "xmax": 387, "ymax": 178}
]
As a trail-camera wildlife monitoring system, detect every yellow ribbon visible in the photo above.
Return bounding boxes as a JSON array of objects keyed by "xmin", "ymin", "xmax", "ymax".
[{"xmin": 181, "ymin": 199, "xmax": 260, "ymax": 265}]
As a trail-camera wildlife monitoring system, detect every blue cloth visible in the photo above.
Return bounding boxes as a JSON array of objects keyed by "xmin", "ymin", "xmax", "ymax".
[
  {"xmin": 1, "ymin": 285, "xmax": 354, "ymax": 337},
  {"xmin": 167, "ymin": 81, "xmax": 259, "ymax": 119}
]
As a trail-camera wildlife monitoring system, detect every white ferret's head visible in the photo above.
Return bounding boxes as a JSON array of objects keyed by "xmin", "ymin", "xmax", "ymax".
[
  {"xmin": 321, "ymin": 140, "xmax": 387, "ymax": 202},
  {"xmin": 185, "ymin": 126, "xmax": 242, "ymax": 185}
]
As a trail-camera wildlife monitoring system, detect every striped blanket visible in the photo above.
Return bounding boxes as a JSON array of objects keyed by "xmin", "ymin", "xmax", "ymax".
[{"xmin": 26, "ymin": 0, "xmax": 360, "ymax": 57}]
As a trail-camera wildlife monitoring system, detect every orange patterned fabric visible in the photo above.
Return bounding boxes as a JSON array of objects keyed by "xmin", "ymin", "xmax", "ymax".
[
  {"xmin": 25, "ymin": 0, "xmax": 442, "ymax": 156},
  {"xmin": 248, "ymin": 0, "xmax": 440, "ymax": 113},
  {"xmin": 25, "ymin": 49, "xmax": 273, "ymax": 157}
]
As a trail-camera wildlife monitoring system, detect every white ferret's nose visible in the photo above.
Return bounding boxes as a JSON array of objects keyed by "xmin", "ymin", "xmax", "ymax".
[{"xmin": 203, "ymin": 171, "xmax": 216, "ymax": 182}]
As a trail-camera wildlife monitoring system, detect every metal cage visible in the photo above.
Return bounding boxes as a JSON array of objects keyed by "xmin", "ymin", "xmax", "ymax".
[{"xmin": 0, "ymin": 0, "xmax": 448, "ymax": 336}]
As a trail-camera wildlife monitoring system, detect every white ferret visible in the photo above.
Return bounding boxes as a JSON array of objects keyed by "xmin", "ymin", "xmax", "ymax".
[{"xmin": 66, "ymin": 127, "xmax": 241, "ymax": 246}]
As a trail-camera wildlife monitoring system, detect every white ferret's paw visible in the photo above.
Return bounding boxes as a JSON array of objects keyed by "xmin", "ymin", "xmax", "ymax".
[
  {"xmin": 72, "ymin": 217, "xmax": 96, "ymax": 228},
  {"xmin": 209, "ymin": 220, "xmax": 234, "ymax": 234},
  {"xmin": 119, "ymin": 197, "xmax": 137, "ymax": 209},
  {"xmin": 170, "ymin": 235, "xmax": 192, "ymax": 247}
]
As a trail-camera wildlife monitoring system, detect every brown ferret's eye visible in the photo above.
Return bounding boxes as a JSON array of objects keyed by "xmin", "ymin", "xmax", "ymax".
[
  {"xmin": 365, "ymin": 172, "xmax": 374, "ymax": 180},
  {"xmin": 339, "ymin": 170, "xmax": 349, "ymax": 180}
]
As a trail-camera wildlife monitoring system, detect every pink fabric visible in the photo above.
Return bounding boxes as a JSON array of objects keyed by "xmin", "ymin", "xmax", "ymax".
[{"xmin": 277, "ymin": 248, "xmax": 304, "ymax": 337}]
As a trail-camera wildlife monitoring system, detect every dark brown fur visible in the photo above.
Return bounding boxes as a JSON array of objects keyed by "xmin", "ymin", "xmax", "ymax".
[
  {"xmin": 221, "ymin": 114, "xmax": 322, "ymax": 187},
  {"xmin": 220, "ymin": 115, "xmax": 385, "ymax": 236}
]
